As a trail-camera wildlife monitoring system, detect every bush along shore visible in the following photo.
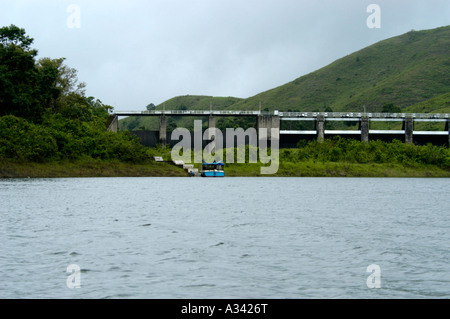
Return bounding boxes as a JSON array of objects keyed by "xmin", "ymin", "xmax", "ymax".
[
  {"xmin": 205, "ymin": 138, "xmax": 450, "ymax": 177},
  {"xmin": 0, "ymin": 158, "xmax": 187, "ymax": 178},
  {"xmin": 3, "ymin": 138, "xmax": 449, "ymax": 178}
]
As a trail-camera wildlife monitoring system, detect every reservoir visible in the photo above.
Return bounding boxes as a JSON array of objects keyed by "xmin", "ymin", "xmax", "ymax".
[{"xmin": 1, "ymin": 177, "xmax": 449, "ymax": 298}]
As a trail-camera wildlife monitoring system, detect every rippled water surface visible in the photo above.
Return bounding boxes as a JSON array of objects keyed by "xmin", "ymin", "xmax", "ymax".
[{"xmin": 1, "ymin": 177, "xmax": 449, "ymax": 298}]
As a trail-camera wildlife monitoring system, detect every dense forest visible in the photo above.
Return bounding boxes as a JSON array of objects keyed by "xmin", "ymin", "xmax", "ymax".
[{"xmin": 0, "ymin": 25, "xmax": 148, "ymax": 163}]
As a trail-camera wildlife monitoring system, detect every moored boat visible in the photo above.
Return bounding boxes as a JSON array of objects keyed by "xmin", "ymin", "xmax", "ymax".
[{"xmin": 201, "ymin": 161, "xmax": 225, "ymax": 177}]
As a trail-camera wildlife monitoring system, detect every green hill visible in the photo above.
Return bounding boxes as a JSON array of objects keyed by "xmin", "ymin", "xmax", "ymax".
[
  {"xmin": 233, "ymin": 25, "xmax": 450, "ymax": 113},
  {"xmin": 121, "ymin": 25, "xmax": 450, "ymax": 131},
  {"xmin": 406, "ymin": 92, "xmax": 450, "ymax": 114},
  {"xmin": 120, "ymin": 95, "xmax": 242, "ymax": 131}
]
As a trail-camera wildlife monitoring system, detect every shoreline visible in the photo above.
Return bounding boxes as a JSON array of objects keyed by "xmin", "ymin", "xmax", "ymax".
[
  {"xmin": 1, "ymin": 160, "xmax": 449, "ymax": 178},
  {"xmin": 0, "ymin": 159, "xmax": 187, "ymax": 178}
]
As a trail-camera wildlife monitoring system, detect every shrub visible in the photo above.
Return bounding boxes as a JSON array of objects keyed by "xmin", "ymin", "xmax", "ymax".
[
  {"xmin": 0, "ymin": 115, "xmax": 57, "ymax": 161},
  {"xmin": 294, "ymin": 137, "xmax": 449, "ymax": 168}
]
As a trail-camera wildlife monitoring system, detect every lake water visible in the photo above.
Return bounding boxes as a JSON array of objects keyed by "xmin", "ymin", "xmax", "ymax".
[{"xmin": 1, "ymin": 177, "xmax": 449, "ymax": 299}]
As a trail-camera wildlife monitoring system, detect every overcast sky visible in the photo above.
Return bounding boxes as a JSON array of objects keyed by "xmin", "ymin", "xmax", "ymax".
[{"xmin": 1, "ymin": 0, "xmax": 449, "ymax": 111}]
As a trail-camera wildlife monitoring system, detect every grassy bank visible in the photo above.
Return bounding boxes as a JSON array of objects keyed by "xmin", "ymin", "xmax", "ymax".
[
  {"xmin": 223, "ymin": 161, "xmax": 450, "ymax": 177},
  {"xmin": 1, "ymin": 157, "xmax": 449, "ymax": 179},
  {"xmin": 194, "ymin": 138, "xmax": 450, "ymax": 177},
  {"xmin": 0, "ymin": 158, "xmax": 187, "ymax": 178},
  {"xmin": 2, "ymin": 138, "xmax": 450, "ymax": 178}
]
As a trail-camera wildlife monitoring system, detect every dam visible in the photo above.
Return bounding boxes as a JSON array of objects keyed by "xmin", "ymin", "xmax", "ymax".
[{"xmin": 108, "ymin": 110, "xmax": 450, "ymax": 148}]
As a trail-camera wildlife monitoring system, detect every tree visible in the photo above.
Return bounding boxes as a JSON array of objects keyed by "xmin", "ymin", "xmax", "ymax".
[
  {"xmin": 37, "ymin": 57, "xmax": 87, "ymax": 110},
  {"xmin": 50, "ymin": 58, "xmax": 86, "ymax": 97},
  {"xmin": 0, "ymin": 25, "xmax": 40, "ymax": 120},
  {"xmin": 35, "ymin": 58, "xmax": 63, "ymax": 110},
  {"xmin": 0, "ymin": 24, "xmax": 34, "ymax": 50},
  {"xmin": 86, "ymin": 96, "xmax": 114, "ymax": 118},
  {"xmin": 146, "ymin": 103, "xmax": 156, "ymax": 111},
  {"xmin": 382, "ymin": 103, "xmax": 402, "ymax": 113},
  {"xmin": 0, "ymin": 25, "xmax": 91, "ymax": 122},
  {"xmin": 0, "ymin": 25, "xmax": 67, "ymax": 122}
]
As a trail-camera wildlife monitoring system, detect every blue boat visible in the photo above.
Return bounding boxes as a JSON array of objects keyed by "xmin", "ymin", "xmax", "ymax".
[{"xmin": 201, "ymin": 161, "xmax": 225, "ymax": 177}]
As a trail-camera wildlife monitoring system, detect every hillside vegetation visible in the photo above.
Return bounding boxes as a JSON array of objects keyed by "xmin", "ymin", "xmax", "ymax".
[
  {"xmin": 226, "ymin": 137, "xmax": 450, "ymax": 177},
  {"xmin": 120, "ymin": 96, "xmax": 244, "ymax": 131},
  {"xmin": 405, "ymin": 92, "xmax": 450, "ymax": 114},
  {"xmin": 234, "ymin": 26, "xmax": 450, "ymax": 113}
]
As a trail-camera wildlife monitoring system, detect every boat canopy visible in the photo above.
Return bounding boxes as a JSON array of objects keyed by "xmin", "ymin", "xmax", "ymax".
[{"xmin": 202, "ymin": 161, "xmax": 225, "ymax": 166}]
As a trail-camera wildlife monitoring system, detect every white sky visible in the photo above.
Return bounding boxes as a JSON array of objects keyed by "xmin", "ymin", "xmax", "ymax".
[{"xmin": 1, "ymin": 0, "xmax": 449, "ymax": 111}]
